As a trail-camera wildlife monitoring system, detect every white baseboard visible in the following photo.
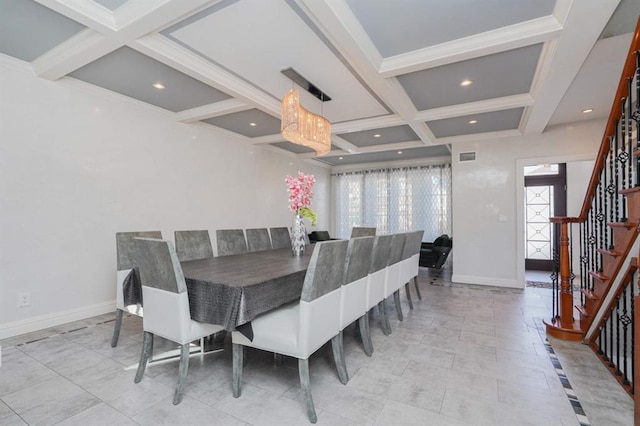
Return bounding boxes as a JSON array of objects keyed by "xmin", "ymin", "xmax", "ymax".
[
  {"xmin": 451, "ymin": 274, "xmax": 522, "ymax": 289},
  {"xmin": 0, "ymin": 300, "xmax": 115, "ymax": 340}
]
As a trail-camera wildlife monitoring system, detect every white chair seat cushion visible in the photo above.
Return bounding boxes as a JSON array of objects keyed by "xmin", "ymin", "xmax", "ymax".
[
  {"xmin": 143, "ymin": 286, "xmax": 222, "ymax": 344},
  {"xmin": 384, "ymin": 263, "xmax": 402, "ymax": 296},
  {"xmin": 233, "ymin": 302, "xmax": 300, "ymax": 357},
  {"xmin": 367, "ymin": 269, "xmax": 386, "ymax": 310},
  {"xmin": 232, "ymin": 288, "xmax": 341, "ymax": 359},
  {"xmin": 340, "ymin": 276, "xmax": 367, "ymax": 329}
]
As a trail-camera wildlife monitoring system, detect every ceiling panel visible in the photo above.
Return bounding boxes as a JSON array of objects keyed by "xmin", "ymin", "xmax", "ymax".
[
  {"xmin": 427, "ymin": 108, "xmax": 524, "ymax": 138},
  {"xmin": 203, "ymin": 109, "xmax": 281, "ymax": 138},
  {"xmin": 92, "ymin": 0, "xmax": 129, "ymax": 11},
  {"xmin": 164, "ymin": 0, "xmax": 389, "ymax": 123},
  {"xmin": 0, "ymin": 0, "xmax": 629, "ymax": 168},
  {"xmin": 270, "ymin": 141, "xmax": 316, "ymax": 154},
  {"xmin": 397, "ymin": 44, "xmax": 543, "ymax": 111},
  {"xmin": 0, "ymin": 0, "xmax": 85, "ymax": 62},
  {"xmin": 318, "ymin": 145, "xmax": 452, "ymax": 166},
  {"xmin": 346, "ymin": 0, "xmax": 555, "ymax": 57},
  {"xmin": 338, "ymin": 125, "xmax": 418, "ymax": 147},
  {"xmin": 69, "ymin": 47, "xmax": 231, "ymax": 112}
]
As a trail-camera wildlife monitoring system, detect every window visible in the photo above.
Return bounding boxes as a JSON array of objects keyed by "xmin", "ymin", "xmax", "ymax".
[{"xmin": 333, "ymin": 164, "xmax": 451, "ymax": 241}]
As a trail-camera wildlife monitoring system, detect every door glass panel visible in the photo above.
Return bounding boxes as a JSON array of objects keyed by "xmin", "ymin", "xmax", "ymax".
[{"xmin": 525, "ymin": 185, "xmax": 554, "ymax": 260}]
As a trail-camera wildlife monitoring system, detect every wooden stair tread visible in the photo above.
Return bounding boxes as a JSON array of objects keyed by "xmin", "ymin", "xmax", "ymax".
[
  {"xmin": 581, "ymin": 289, "xmax": 599, "ymax": 300},
  {"xmin": 619, "ymin": 186, "xmax": 640, "ymax": 195},
  {"xmin": 575, "ymin": 305, "xmax": 589, "ymax": 317},
  {"xmin": 544, "ymin": 318, "xmax": 584, "ymax": 341},
  {"xmin": 608, "ymin": 221, "xmax": 638, "ymax": 229},
  {"xmin": 588, "ymin": 270, "xmax": 609, "ymax": 281},
  {"xmin": 596, "ymin": 248, "xmax": 622, "ymax": 257}
]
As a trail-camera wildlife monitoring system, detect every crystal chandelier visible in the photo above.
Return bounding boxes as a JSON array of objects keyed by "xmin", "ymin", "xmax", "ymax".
[{"xmin": 281, "ymin": 88, "xmax": 331, "ymax": 156}]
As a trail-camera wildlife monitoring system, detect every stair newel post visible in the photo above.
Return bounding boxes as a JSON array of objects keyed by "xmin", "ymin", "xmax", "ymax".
[{"xmin": 551, "ymin": 218, "xmax": 574, "ymax": 328}]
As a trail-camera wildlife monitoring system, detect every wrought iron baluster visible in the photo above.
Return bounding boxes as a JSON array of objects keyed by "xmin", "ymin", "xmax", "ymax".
[
  {"xmin": 627, "ymin": 78, "xmax": 633, "ymax": 188},
  {"xmin": 621, "ymin": 280, "xmax": 631, "ymax": 385},
  {"xmin": 619, "ymin": 103, "xmax": 628, "ymax": 219},
  {"xmin": 614, "ymin": 121, "xmax": 621, "ymax": 222},
  {"xmin": 609, "ymin": 305, "xmax": 615, "ymax": 368},
  {"xmin": 615, "ymin": 295, "xmax": 622, "ymax": 376},
  {"xmin": 632, "ymin": 270, "xmax": 636, "ymax": 395}
]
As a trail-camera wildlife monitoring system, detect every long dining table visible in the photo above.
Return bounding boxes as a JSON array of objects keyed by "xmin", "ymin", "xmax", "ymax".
[{"xmin": 180, "ymin": 247, "xmax": 313, "ymax": 338}]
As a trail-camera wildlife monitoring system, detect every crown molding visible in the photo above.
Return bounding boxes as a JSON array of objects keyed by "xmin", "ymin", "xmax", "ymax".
[{"xmin": 176, "ymin": 98, "xmax": 249, "ymax": 122}]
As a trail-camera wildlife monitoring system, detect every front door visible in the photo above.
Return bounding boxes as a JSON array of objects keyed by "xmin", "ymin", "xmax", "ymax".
[{"xmin": 524, "ymin": 163, "xmax": 567, "ymax": 271}]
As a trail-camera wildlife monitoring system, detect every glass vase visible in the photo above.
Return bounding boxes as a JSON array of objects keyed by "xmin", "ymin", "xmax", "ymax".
[{"xmin": 291, "ymin": 212, "xmax": 306, "ymax": 256}]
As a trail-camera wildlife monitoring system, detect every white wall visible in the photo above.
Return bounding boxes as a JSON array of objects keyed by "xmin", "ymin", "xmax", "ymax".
[
  {"xmin": 451, "ymin": 121, "xmax": 605, "ymax": 288},
  {"xmin": 0, "ymin": 57, "xmax": 330, "ymax": 338}
]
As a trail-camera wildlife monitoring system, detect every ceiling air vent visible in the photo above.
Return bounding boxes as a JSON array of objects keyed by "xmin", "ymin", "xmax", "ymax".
[{"xmin": 459, "ymin": 152, "xmax": 476, "ymax": 162}]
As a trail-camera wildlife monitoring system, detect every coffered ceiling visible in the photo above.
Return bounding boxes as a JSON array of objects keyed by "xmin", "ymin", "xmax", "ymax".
[{"xmin": 1, "ymin": 0, "xmax": 637, "ymax": 167}]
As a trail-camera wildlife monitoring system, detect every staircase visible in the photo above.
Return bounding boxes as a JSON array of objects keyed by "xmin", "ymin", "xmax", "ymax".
[{"xmin": 543, "ymin": 17, "xmax": 640, "ymax": 418}]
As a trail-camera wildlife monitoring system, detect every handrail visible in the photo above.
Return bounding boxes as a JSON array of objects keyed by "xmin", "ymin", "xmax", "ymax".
[{"xmin": 578, "ymin": 17, "xmax": 640, "ymax": 221}]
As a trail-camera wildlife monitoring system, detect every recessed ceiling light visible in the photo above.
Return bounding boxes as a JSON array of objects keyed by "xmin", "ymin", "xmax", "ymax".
[
  {"xmin": 468, "ymin": 120, "xmax": 478, "ymax": 124},
  {"xmin": 249, "ymin": 122, "xmax": 257, "ymax": 126},
  {"xmin": 339, "ymin": 156, "xmax": 344, "ymax": 160},
  {"xmin": 373, "ymin": 134, "xmax": 381, "ymax": 138},
  {"xmin": 460, "ymin": 79, "xmax": 473, "ymax": 87},
  {"xmin": 152, "ymin": 82, "xmax": 165, "ymax": 90},
  {"xmin": 582, "ymin": 108, "xmax": 594, "ymax": 114},
  {"xmin": 397, "ymin": 151, "xmax": 403, "ymax": 154}
]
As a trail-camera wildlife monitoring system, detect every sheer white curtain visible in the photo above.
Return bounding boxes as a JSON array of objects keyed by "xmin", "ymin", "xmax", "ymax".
[{"xmin": 333, "ymin": 164, "xmax": 451, "ymax": 241}]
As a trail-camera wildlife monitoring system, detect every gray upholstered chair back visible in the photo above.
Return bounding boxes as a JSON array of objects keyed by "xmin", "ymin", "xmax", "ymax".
[
  {"xmin": 246, "ymin": 228, "xmax": 272, "ymax": 252},
  {"xmin": 370, "ymin": 234, "xmax": 393, "ymax": 273},
  {"xmin": 350, "ymin": 227, "xmax": 376, "ymax": 238},
  {"xmin": 301, "ymin": 240, "xmax": 348, "ymax": 302},
  {"xmin": 401, "ymin": 230, "xmax": 424, "ymax": 260},
  {"xmin": 344, "ymin": 236, "xmax": 375, "ymax": 284},
  {"xmin": 174, "ymin": 230, "xmax": 213, "ymax": 262},
  {"xmin": 116, "ymin": 231, "xmax": 162, "ymax": 270},
  {"xmin": 269, "ymin": 227, "xmax": 291, "ymax": 249},
  {"xmin": 216, "ymin": 229, "xmax": 248, "ymax": 256},
  {"xmin": 133, "ymin": 238, "xmax": 187, "ymax": 294},
  {"xmin": 388, "ymin": 233, "xmax": 406, "ymax": 266}
]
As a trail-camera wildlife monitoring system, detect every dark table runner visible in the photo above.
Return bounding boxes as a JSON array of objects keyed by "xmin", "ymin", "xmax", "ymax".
[{"xmin": 181, "ymin": 248, "xmax": 312, "ymax": 332}]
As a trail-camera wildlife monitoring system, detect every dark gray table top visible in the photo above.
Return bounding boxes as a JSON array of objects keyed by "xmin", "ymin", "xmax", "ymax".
[{"xmin": 181, "ymin": 247, "xmax": 313, "ymax": 332}]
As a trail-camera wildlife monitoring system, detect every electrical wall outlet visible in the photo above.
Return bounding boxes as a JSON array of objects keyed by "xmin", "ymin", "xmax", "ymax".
[{"xmin": 18, "ymin": 293, "xmax": 30, "ymax": 307}]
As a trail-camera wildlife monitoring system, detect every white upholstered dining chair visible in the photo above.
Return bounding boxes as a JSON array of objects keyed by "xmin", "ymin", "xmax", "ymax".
[
  {"xmin": 174, "ymin": 230, "xmax": 214, "ymax": 262},
  {"xmin": 339, "ymin": 236, "xmax": 375, "ymax": 360},
  {"xmin": 245, "ymin": 228, "xmax": 272, "ymax": 252},
  {"xmin": 269, "ymin": 227, "xmax": 291, "ymax": 249},
  {"xmin": 400, "ymin": 230, "xmax": 424, "ymax": 308},
  {"xmin": 132, "ymin": 237, "xmax": 224, "ymax": 405},
  {"xmin": 231, "ymin": 239, "xmax": 349, "ymax": 423},
  {"xmin": 111, "ymin": 230, "xmax": 162, "ymax": 347},
  {"xmin": 216, "ymin": 229, "xmax": 248, "ymax": 256},
  {"xmin": 385, "ymin": 233, "xmax": 407, "ymax": 322},
  {"xmin": 368, "ymin": 234, "xmax": 393, "ymax": 335},
  {"xmin": 350, "ymin": 226, "xmax": 376, "ymax": 238}
]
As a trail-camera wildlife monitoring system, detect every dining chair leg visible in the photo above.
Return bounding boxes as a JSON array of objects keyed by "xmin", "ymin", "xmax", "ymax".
[
  {"xmin": 393, "ymin": 290, "xmax": 404, "ymax": 321},
  {"xmin": 298, "ymin": 358, "xmax": 317, "ymax": 424},
  {"xmin": 173, "ymin": 343, "xmax": 190, "ymax": 405},
  {"xmin": 232, "ymin": 344, "xmax": 244, "ymax": 398},
  {"xmin": 331, "ymin": 333, "xmax": 349, "ymax": 384},
  {"xmin": 413, "ymin": 276, "xmax": 422, "ymax": 300},
  {"xmin": 378, "ymin": 301, "xmax": 392, "ymax": 335},
  {"xmin": 405, "ymin": 282, "xmax": 414, "ymax": 310},
  {"xmin": 358, "ymin": 314, "xmax": 374, "ymax": 356},
  {"xmin": 111, "ymin": 308, "xmax": 124, "ymax": 347},
  {"xmin": 134, "ymin": 331, "xmax": 153, "ymax": 383},
  {"xmin": 274, "ymin": 353, "xmax": 284, "ymax": 366}
]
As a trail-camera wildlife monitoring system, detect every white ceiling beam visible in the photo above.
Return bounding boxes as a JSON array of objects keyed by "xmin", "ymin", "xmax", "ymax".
[
  {"xmin": 32, "ymin": 0, "xmax": 216, "ymax": 80},
  {"xmin": 31, "ymin": 29, "xmax": 121, "ymax": 80},
  {"xmin": 132, "ymin": 34, "xmax": 281, "ymax": 116},
  {"xmin": 176, "ymin": 98, "xmax": 250, "ymax": 123},
  {"xmin": 330, "ymin": 114, "xmax": 405, "ymax": 133},
  {"xmin": 379, "ymin": 16, "xmax": 563, "ymax": 78},
  {"xmin": 436, "ymin": 129, "xmax": 522, "ymax": 145},
  {"xmin": 415, "ymin": 94, "xmax": 535, "ymax": 122},
  {"xmin": 523, "ymin": 0, "xmax": 621, "ymax": 134}
]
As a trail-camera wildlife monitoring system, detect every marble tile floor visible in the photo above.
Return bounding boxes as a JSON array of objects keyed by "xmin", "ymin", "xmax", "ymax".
[{"xmin": 0, "ymin": 267, "xmax": 634, "ymax": 425}]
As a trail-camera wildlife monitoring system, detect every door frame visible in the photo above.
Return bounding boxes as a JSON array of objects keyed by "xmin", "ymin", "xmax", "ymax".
[
  {"xmin": 524, "ymin": 163, "xmax": 567, "ymax": 271},
  {"xmin": 516, "ymin": 153, "xmax": 595, "ymax": 287}
]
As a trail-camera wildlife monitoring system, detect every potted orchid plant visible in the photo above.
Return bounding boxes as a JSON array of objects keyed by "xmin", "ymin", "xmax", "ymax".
[
  {"xmin": 285, "ymin": 172, "xmax": 317, "ymax": 225},
  {"xmin": 286, "ymin": 172, "xmax": 317, "ymax": 256}
]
